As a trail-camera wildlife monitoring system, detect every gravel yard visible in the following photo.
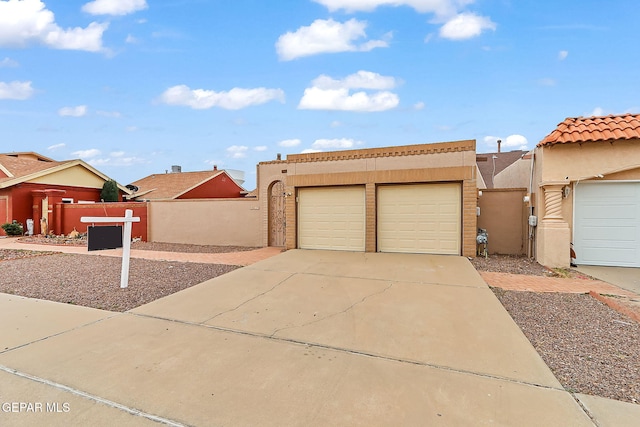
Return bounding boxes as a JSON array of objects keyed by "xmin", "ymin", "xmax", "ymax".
[
  {"xmin": 493, "ymin": 289, "xmax": 640, "ymax": 404},
  {"xmin": 0, "ymin": 252, "xmax": 238, "ymax": 312},
  {"xmin": 1, "ymin": 246, "xmax": 639, "ymax": 405}
]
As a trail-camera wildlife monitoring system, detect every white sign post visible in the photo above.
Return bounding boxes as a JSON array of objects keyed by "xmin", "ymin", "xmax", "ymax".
[{"xmin": 81, "ymin": 209, "xmax": 140, "ymax": 289}]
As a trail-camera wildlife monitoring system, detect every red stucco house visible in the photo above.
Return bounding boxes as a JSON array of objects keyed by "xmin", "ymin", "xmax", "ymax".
[
  {"xmin": 0, "ymin": 152, "xmax": 130, "ymax": 236},
  {"xmin": 127, "ymin": 166, "xmax": 246, "ymax": 201}
]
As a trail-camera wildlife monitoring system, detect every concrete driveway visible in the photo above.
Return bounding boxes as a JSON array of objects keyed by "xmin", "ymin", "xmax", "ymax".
[
  {"xmin": 576, "ymin": 265, "xmax": 640, "ymax": 295},
  {"xmin": 1, "ymin": 250, "xmax": 595, "ymax": 426}
]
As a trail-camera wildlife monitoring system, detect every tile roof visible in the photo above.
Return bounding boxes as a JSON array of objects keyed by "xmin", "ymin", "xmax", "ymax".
[
  {"xmin": 476, "ymin": 150, "xmax": 528, "ymax": 189},
  {"xmin": 0, "ymin": 153, "xmax": 67, "ymax": 184},
  {"xmin": 539, "ymin": 114, "xmax": 640, "ymax": 146},
  {"xmin": 129, "ymin": 170, "xmax": 227, "ymax": 200}
]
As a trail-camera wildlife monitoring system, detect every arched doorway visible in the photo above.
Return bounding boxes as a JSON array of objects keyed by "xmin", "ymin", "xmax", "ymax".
[{"xmin": 269, "ymin": 180, "xmax": 286, "ymax": 246}]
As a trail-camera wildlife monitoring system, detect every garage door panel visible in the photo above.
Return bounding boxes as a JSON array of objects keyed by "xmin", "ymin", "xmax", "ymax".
[
  {"xmin": 298, "ymin": 187, "xmax": 365, "ymax": 251},
  {"xmin": 575, "ymin": 182, "xmax": 640, "ymax": 267},
  {"xmin": 378, "ymin": 183, "xmax": 461, "ymax": 255}
]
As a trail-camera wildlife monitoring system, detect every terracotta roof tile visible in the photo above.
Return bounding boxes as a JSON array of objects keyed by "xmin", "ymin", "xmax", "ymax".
[{"xmin": 539, "ymin": 114, "xmax": 640, "ymax": 146}]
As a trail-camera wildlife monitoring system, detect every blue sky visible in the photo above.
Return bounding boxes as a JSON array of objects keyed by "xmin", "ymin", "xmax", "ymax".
[{"xmin": 1, "ymin": 0, "xmax": 638, "ymax": 190}]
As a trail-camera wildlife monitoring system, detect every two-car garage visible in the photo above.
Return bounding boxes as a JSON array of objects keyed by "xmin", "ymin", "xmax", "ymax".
[{"xmin": 297, "ymin": 183, "xmax": 462, "ymax": 255}]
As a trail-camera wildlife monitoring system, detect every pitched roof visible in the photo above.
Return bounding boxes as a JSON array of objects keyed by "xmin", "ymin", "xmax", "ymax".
[
  {"xmin": 476, "ymin": 150, "xmax": 528, "ymax": 189},
  {"xmin": 0, "ymin": 152, "xmax": 63, "ymax": 182},
  {"xmin": 0, "ymin": 152, "xmax": 131, "ymax": 194},
  {"xmin": 129, "ymin": 170, "xmax": 237, "ymax": 200},
  {"xmin": 539, "ymin": 114, "xmax": 640, "ymax": 146}
]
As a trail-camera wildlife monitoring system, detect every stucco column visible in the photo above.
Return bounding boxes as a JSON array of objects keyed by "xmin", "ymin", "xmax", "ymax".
[
  {"xmin": 31, "ymin": 191, "xmax": 46, "ymax": 235},
  {"xmin": 537, "ymin": 183, "xmax": 570, "ymax": 268},
  {"xmin": 542, "ymin": 184, "xmax": 564, "ymax": 221}
]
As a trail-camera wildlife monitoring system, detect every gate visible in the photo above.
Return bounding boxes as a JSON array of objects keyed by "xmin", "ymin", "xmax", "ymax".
[{"xmin": 269, "ymin": 181, "xmax": 286, "ymax": 246}]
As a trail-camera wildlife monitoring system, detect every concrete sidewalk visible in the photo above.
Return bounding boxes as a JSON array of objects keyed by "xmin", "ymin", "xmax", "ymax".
[
  {"xmin": 0, "ymin": 249, "xmax": 607, "ymax": 426},
  {"xmin": 0, "ymin": 237, "xmax": 283, "ymax": 266}
]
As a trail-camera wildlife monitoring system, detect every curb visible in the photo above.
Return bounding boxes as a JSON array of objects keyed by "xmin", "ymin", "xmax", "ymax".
[{"xmin": 589, "ymin": 291, "xmax": 640, "ymax": 324}]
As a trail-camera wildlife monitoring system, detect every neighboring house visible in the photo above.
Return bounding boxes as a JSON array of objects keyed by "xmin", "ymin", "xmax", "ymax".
[
  {"xmin": 127, "ymin": 165, "xmax": 246, "ymax": 201},
  {"xmin": 148, "ymin": 141, "xmax": 478, "ymax": 255},
  {"xmin": 502, "ymin": 114, "xmax": 640, "ymax": 268},
  {"xmin": 0, "ymin": 152, "xmax": 130, "ymax": 236},
  {"xmin": 476, "ymin": 148, "xmax": 528, "ymax": 189}
]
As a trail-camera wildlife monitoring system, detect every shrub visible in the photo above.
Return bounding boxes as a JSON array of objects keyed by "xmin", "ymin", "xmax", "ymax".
[
  {"xmin": 100, "ymin": 179, "xmax": 119, "ymax": 202},
  {"xmin": 1, "ymin": 220, "xmax": 24, "ymax": 236}
]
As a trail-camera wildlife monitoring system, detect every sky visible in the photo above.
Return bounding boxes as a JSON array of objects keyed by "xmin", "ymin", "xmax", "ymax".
[{"xmin": 1, "ymin": 0, "xmax": 639, "ymax": 190}]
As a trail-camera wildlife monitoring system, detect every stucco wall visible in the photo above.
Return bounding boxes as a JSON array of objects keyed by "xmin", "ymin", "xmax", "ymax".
[
  {"xmin": 477, "ymin": 189, "xmax": 528, "ymax": 255},
  {"xmin": 281, "ymin": 140, "xmax": 478, "ymax": 257},
  {"xmin": 28, "ymin": 165, "xmax": 106, "ymax": 188},
  {"xmin": 148, "ymin": 198, "xmax": 262, "ymax": 247},
  {"xmin": 178, "ymin": 173, "xmax": 244, "ymax": 199},
  {"xmin": 60, "ymin": 202, "xmax": 148, "ymax": 241},
  {"xmin": 535, "ymin": 140, "xmax": 640, "ymax": 225},
  {"xmin": 493, "ymin": 156, "xmax": 533, "ymax": 189},
  {"xmin": 534, "ymin": 139, "xmax": 640, "ymax": 267}
]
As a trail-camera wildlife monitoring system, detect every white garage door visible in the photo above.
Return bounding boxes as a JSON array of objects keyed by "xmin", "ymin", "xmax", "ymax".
[
  {"xmin": 298, "ymin": 186, "xmax": 365, "ymax": 251},
  {"xmin": 378, "ymin": 183, "xmax": 461, "ymax": 255},
  {"xmin": 574, "ymin": 182, "xmax": 640, "ymax": 267}
]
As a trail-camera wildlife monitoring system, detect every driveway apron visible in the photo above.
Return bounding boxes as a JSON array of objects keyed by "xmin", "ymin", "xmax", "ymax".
[{"xmin": 0, "ymin": 250, "xmax": 595, "ymax": 426}]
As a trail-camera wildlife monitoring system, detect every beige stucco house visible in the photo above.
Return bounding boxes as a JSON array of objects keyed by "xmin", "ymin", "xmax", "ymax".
[
  {"xmin": 256, "ymin": 140, "xmax": 479, "ymax": 257},
  {"xmin": 495, "ymin": 114, "xmax": 640, "ymax": 268}
]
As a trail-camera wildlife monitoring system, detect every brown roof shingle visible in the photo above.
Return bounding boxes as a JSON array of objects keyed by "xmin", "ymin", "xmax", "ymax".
[
  {"xmin": 129, "ymin": 170, "xmax": 226, "ymax": 200},
  {"xmin": 539, "ymin": 114, "xmax": 640, "ymax": 146},
  {"xmin": 0, "ymin": 153, "xmax": 67, "ymax": 184},
  {"xmin": 476, "ymin": 150, "xmax": 528, "ymax": 189}
]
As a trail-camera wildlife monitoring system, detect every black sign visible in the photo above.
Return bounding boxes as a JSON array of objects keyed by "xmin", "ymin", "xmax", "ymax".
[{"xmin": 88, "ymin": 225, "xmax": 123, "ymax": 251}]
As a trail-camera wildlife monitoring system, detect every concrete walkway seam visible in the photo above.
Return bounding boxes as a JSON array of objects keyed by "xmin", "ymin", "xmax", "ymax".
[
  {"xmin": 0, "ymin": 365, "xmax": 187, "ymax": 427},
  {"xmin": 0, "ymin": 312, "xmax": 121, "ymax": 355},
  {"xmin": 128, "ymin": 311, "xmax": 565, "ymax": 392}
]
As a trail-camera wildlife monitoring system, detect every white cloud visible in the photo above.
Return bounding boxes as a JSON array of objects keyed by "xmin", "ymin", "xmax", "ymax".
[
  {"xmin": 311, "ymin": 138, "xmax": 363, "ymax": 150},
  {"xmin": 276, "ymin": 18, "xmax": 389, "ymax": 61},
  {"xmin": 96, "ymin": 110, "xmax": 122, "ymax": 118},
  {"xmin": 414, "ymin": 101, "xmax": 425, "ymax": 110},
  {"xmin": 0, "ymin": 0, "xmax": 107, "ymax": 52},
  {"xmin": 125, "ymin": 34, "xmax": 138, "ymax": 44},
  {"xmin": 439, "ymin": 13, "xmax": 496, "ymax": 40},
  {"xmin": 558, "ymin": 50, "xmax": 568, "ymax": 60},
  {"xmin": 227, "ymin": 145, "xmax": 248, "ymax": 159},
  {"xmin": 312, "ymin": 70, "xmax": 398, "ymax": 90},
  {"xmin": 82, "ymin": 0, "xmax": 148, "ymax": 16},
  {"xmin": 299, "ymin": 87, "xmax": 399, "ymax": 112},
  {"xmin": 72, "ymin": 148, "xmax": 101, "ymax": 158},
  {"xmin": 88, "ymin": 153, "xmax": 147, "ymax": 167},
  {"xmin": 278, "ymin": 138, "xmax": 301, "ymax": 147},
  {"xmin": 58, "ymin": 105, "xmax": 88, "ymax": 117},
  {"xmin": 314, "ymin": 0, "xmax": 466, "ymax": 16},
  {"xmin": 126, "ymin": 126, "xmax": 138, "ymax": 132},
  {"xmin": 589, "ymin": 107, "xmax": 605, "ymax": 117},
  {"xmin": 0, "ymin": 80, "xmax": 34, "ymax": 100},
  {"xmin": 0, "ymin": 57, "xmax": 18, "ymax": 67},
  {"xmin": 299, "ymin": 71, "xmax": 400, "ymax": 112},
  {"xmin": 301, "ymin": 148, "xmax": 322, "ymax": 154},
  {"xmin": 47, "ymin": 143, "xmax": 65, "ymax": 150},
  {"xmin": 159, "ymin": 85, "xmax": 285, "ymax": 110},
  {"xmin": 330, "ymin": 121, "xmax": 342, "ymax": 128},
  {"xmin": 503, "ymin": 134, "xmax": 528, "ymax": 149},
  {"xmin": 254, "ymin": 146, "xmax": 268, "ymax": 152},
  {"xmin": 538, "ymin": 78, "xmax": 556, "ymax": 87}
]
